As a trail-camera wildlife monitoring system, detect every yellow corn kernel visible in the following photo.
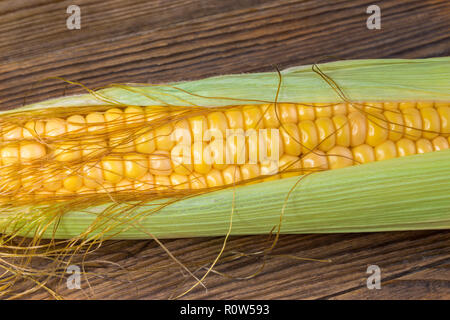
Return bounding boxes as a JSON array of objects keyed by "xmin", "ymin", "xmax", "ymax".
[
  {"xmin": 298, "ymin": 120, "xmax": 319, "ymax": 153},
  {"xmin": 155, "ymin": 124, "xmax": 175, "ymax": 152},
  {"xmin": 192, "ymin": 141, "xmax": 212, "ymax": 174},
  {"xmin": 315, "ymin": 117, "xmax": 336, "ymax": 152},
  {"xmin": 102, "ymin": 156, "xmax": 124, "ymax": 183},
  {"xmin": 110, "ymin": 137, "xmax": 135, "ymax": 154},
  {"xmin": 332, "ymin": 114, "xmax": 351, "ymax": 147},
  {"xmin": 206, "ymin": 112, "xmax": 228, "ymax": 140},
  {"xmin": 3, "ymin": 126, "xmax": 22, "ymax": 141},
  {"xmin": 105, "ymin": 108, "xmax": 126, "ymax": 150},
  {"xmin": 105, "ymin": 108, "xmax": 134, "ymax": 153},
  {"xmin": 20, "ymin": 142, "xmax": 46, "ymax": 163},
  {"xmin": 260, "ymin": 160, "xmax": 280, "ymax": 177},
  {"xmin": 45, "ymin": 118, "xmax": 66, "ymax": 137},
  {"xmin": 82, "ymin": 162, "xmax": 104, "ymax": 189},
  {"xmin": 375, "ymin": 140, "xmax": 397, "ymax": 161},
  {"xmin": 205, "ymin": 169, "xmax": 224, "ymax": 187},
  {"xmin": 134, "ymin": 173, "xmax": 155, "ymax": 191},
  {"xmin": 154, "ymin": 175, "xmax": 171, "ymax": 191},
  {"xmin": 399, "ymin": 102, "xmax": 416, "ymax": 110},
  {"xmin": 364, "ymin": 102, "xmax": 383, "ymax": 113},
  {"xmin": 402, "ymin": 108, "xmax": 422, "ymax": 140},
  {"xmin": 347, "ymin": 102, "xmax": 362, "ymax": 113},
  {"xmin": 124, "ymin": 106, "xmax": 145, "ymax": 125},
  {"xmin": 280, "ymin": 123, "xmax": 301, "ymax": 156},
  {"xmin": 144, "ymin": 107, "xmax": 168, "ymax": 122},
  {"xmin": 297, "ymin": 104, "xmax": 315, "ymax": 121},
  {"xmin": 135, "ymin": 129, "xmax": 156, "ymax": 154},
  {"xmin": 326, "ymin": 146, "xmax": 353, "ymax": 169},
  {"xmin": 416, "ymin": 102, "xmax": 434, "ymax": 109},
  {"xmin": 93, "ymin": 182, "xmax": 114, "ymax": 194},
  {"xmin": 115, "ymin": 178, "xmax": 134, "ymax": 192},
  {"xmin": 148, "ymin": 151, "xmax": 173, "ymax": 176},
  {"xmin": 104, "ymin": 108, "xmax": 124, "ymax": 127},
  {"xmin": 170, "ymin": 173, "xmax": 189, "ymax": 190},
  {"xmin": 258, "ymin": 128, "xmax": 283, "ymax": 163},
  {"xmin": 85, "ymin": 112, "xmax": 106, "ymax": 133},
  {"xmin": 189, "ymin": 172, "xmax": 207, "ymax": 189},
  {"xmin": 63, "ymin": 172, "xmax": 83, "ymax": 192},
  {"xmin": 1, "ymin": 145, "xmax": 19, "ymax": 165},
  {"xmin": 416, "ymin": 139, "xmax": 434, "ymax": 154},
  {"xmin": 435, "ymin": 102, "xmax": 450, "ymax": 108},
  {"xmin": 42, "ymin": 172, "xmax": 63, "ymax": 192},
  {"xmin": 348, "ymin": 112, "xmax": 367, "ymax": 147},
  {"xmin": 314, "ymin": 103, "xmax": 333, "ymax": 118},
  {"xmin": 240, "ymin": 163, "xmax": 260, "ymax": 180},
  {"xmin": 225, "ymin": 130, "xmax": 247, "ymax": 164},
  {"xmin": 222, "ymin": 165, "xmax": 242, "ymax": 184},
  {"xmin": 278, "ymin": 103, "xmax": 298, "ymax": 124},
  {"xmin": 82, "ymin": 141, "xmax": 107, "ymax": 158},
  {"xmin": 171, "ymin": 143, "xmax": 193, "ymax": 175},
  {"xmin": 246, "ymin": 130, "xmax": 258, "ymax": 164},
  {"xmin": 124, "ymin": 154, "xmax": 148, "ymax": 179},
  {"xmin": 279, "ymin": 154, "xmax": 301, "ymax": 178},
  {"xmin": 261, "ymin": 104, "xmax": 280, "ymax": 128},
  {"xmin": 171, "ymin": 118, "xmax": 191, "ymax": 145},
  {"xmin": 301, "ymin": 150, "xmax": 328, "ymax": 172},
  {"xmin": 209, "ymin": 139, "xmax": 227, "ymax": 170},
  {"xmin": 242, "ymin": 105, "xmax": 264, "ymax": 130},
  {"xmin": 23, "ymin": 120, "xmax": 45, "ymax": 139},
  {"xmin": 188, "ymin": 115, "xmax": 208, "ymax": 142},
  {"xmin": 396, "ymin": 138, "xmax": 416, "ymax": 157},
  {"xmin": 224, "ymin": 108, "xmax": 244, "ymax": 130},
  {"xmin": 54, "ymin": 142, "xmax": 81, "ymax": 162},
  {"xmin": 383, "ymin": 102, "xmax": 398, "ymax": 111},
  {"xmin": 420, "ymin": 107, "xmax": 440, "ymax": 140},
  {"xmin": 365, "ymin": 113, "xmax": 389, "ymax": 147},
  {"xmin": 332, "ymin": 103, "xmax": 347, "ymax": 116},
  {"xmin": 66, "ymin": 115, "xmax": 86, "ymax": 134},
  {"xmin": 432, "ymin": 136, "xmax": 449, "ymax": 151},
  {"xmin": 352, "ymin": 144, "xmax": 375, "ymax": 164},
  {"xmin": 384, "ymin": 110, "xmax": 404, "ymax": 141},
  {"xmin": 436, "ymin": 106, "xmax": 450, "ymax": 136}
]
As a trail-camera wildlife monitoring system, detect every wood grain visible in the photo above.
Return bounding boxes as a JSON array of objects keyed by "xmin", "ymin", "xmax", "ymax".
[{"xmin": 0, "ymin": 0, "xmax": 449, "ymax": 299}]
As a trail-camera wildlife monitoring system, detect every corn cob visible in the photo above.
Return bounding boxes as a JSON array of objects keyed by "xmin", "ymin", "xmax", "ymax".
[
  {"xmin": 0, "ymin": 57, "xmax": 448, "ymax": 241},
  {"xmin": 0, "ymin": 100, "xmax": 448, "ymax": 202}
]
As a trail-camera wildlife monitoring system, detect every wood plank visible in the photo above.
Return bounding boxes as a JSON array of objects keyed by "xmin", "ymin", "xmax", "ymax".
[{"xmin": 0, "ymin": 0, "xmax": 449, "ymax": 299}]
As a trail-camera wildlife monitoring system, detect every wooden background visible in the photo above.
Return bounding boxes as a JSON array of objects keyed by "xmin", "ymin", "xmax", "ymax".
[{"xmin": 1, "ymin": 0, "xmax": 449, "ymax": 299}]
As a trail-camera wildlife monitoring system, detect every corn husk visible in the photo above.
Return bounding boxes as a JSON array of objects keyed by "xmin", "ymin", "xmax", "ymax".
[{"xmin": 0, "ymin": 57, "xmax": 449, "ymax": 240}]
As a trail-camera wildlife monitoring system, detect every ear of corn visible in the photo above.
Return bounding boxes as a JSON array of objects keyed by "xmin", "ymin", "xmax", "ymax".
[
  {"xmin": 0, "ymin": 57, "xmax": 449, "ymax": 240},
  {"xmin": 0, "ymin": 101, "xmax": 449, "ymax": 198},
  {"xmin": 2, "ymin": 148, "xmax": 449, "ymax": 239}
]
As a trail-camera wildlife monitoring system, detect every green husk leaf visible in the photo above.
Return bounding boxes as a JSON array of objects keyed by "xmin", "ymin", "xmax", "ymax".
[
  {"xmin": 5, "ymin": 57, "xmax": 450, "ymax": 115},
  {"xmin": 1, "ymin": 57, "xmax": 449, "ymax": 240},
  {"xmin": 2, "ymin": 149, "xmax": 449, "ymax": 239}
]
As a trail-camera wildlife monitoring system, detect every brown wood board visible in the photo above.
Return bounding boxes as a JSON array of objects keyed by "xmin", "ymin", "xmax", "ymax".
[{"xmin": 0, "ymin": 0, "xmax": 449, "ymax": 299}]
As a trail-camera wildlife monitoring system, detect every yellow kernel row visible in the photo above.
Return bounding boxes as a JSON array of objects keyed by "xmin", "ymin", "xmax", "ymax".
[{"xmin": 0, "ymin": 102, "xmax": 449, "ymax": 200}]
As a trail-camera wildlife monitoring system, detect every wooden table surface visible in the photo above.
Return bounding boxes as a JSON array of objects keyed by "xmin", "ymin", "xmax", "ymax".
[{"xmin": 1, "ymin": 0, "xmax": 449, "ymax": 299}]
